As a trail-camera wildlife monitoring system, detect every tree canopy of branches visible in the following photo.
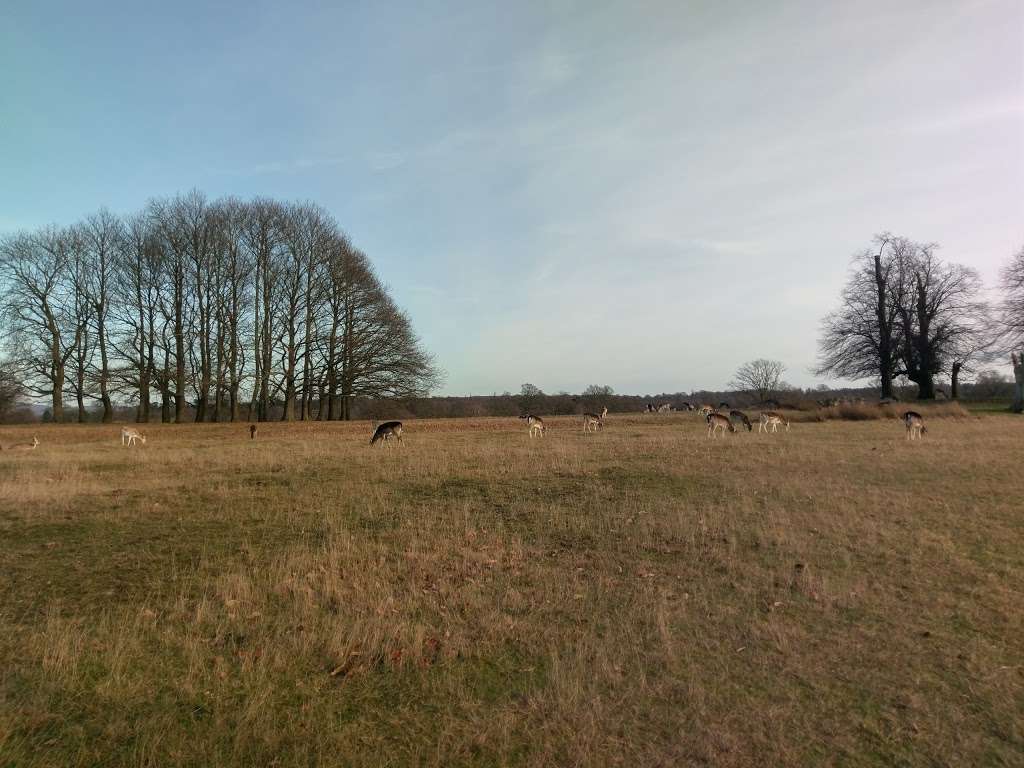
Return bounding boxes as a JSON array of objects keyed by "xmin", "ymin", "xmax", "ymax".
[
  {"xmin": 0, "ymin": 192, "xmax": 442, "ymax": 422},
  {"xmin": 816, "ymin": 234, "xmax": 989, "ymax": 400},
  {"xmin": 0, "ymin": 360, "xmax": 22, "ymax": 421},
  {"xmin": 998, "ymin": 244, "xmax": 1024, "ymax": 412},
  {"xmin": 730, "ymin": 359, "xmax": 786, "ymax": 403},
  {"xmin": 998, "ymin": 244, "xmax": 1024, "ymax": 350}
]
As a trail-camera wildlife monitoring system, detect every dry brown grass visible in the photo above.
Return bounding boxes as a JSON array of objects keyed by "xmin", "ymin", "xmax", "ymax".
[
  {"xmin": 1, "ymin": 413, "xmax": 1022, "ymax": 767},
  {"xmin": 781, "ymin": 400, "xmax": 971, "ymax": 423}
]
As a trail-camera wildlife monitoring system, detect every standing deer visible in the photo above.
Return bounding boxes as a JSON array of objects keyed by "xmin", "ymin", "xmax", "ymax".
[
  {"xmin": 903, "ymin": 411, "xmax": 926, "ymax": 440},
  {"xmin": 249, "ymin": 424, "xmax": 258, "ymax": 440},
  {"xmin": 121, "ymin": 427, "xmax": 147, "ymax": 447},
  {"xmin": 583, "ymin": 406, "xmax": 607, "ymax": 433},
  {"xmin": 729, "ymin": 409, "xmax": 752, "ymax": 432},
  {"xmin": 370, "ymin": 421, "xmax": 403, "ymax": 446},
  {"xmin": 706, "ymin": 412, "xmax": 734, "ymax": 437},
  {"xmin": 520, "ymin": 414, "xmax": 546, "ymax": 437},
  {"xmin": 758, "ymin": 411, "xmax": 789, "ymax": 433}
]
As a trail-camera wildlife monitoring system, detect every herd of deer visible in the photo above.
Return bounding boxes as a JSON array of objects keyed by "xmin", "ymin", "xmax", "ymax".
[{"xmin": 0, "ymin": 409, "xmax": 931, "ymax": 454}]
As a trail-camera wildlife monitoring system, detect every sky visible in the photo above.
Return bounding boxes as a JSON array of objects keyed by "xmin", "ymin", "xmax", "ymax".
[{"xmin": 1, "ymin": 0, "xmax": 1022, "ymax": 395}]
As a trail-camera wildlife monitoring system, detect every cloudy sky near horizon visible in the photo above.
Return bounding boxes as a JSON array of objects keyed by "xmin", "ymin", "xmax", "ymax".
[{"xmin": 2, "ymin": 0, "xmax": 1022, "ymax": 395}]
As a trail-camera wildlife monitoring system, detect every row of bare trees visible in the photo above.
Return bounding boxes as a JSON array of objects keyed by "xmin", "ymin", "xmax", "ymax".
[
  {"xmin": 816, "ymin": 233, "xmax": 1009, "ymax": 401},
  {"xmin": 0, "ymin": 192, "xmax": 441, "ymax": 423}
]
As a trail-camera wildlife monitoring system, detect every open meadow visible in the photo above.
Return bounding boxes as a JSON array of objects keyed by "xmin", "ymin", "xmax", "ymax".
[{"xmin": 1, "ymin": 411, "xmax": 1022, "ymax": 767}]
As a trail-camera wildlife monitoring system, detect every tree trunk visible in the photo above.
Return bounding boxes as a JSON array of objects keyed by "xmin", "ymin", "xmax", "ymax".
[
  {"xmin": 175, "ymin": 317, "xmax": 186, "ymax": 423},
  {"xmin": 1012, "ymin": 353, "xmax": 1024, "ymax": 413},
  {"xmin": 163, "ymin": 347, "xmax": 174, "ymax": 423},
  {"xmin": 97, "ymin": 308, "xmax": 113, "ymax": 422},
  {"xmin": 52, "ymin": 365, "xmax": 64, "ymax": 422},
  {"xmin": 874, "ymin": 253, "xmax": 894, "ymax": 400},
  {"xmin": 951, "ymin": 362, "xmax": 962, "ymax": 400},
  {"xmin": 915, "ymin": 375, "xmax": 935, "ymax": 400}
]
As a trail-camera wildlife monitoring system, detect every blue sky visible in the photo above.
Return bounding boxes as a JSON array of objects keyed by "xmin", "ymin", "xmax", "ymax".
[{"xmin": 2, "ymin": 0, "xmax": 1022, "ymax": 395}]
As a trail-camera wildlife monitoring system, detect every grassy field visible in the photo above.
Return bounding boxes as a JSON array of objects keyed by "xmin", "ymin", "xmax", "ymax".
[{"xmin": 1, "ymin": 412, "xmax": 1022, "ymax": 767}]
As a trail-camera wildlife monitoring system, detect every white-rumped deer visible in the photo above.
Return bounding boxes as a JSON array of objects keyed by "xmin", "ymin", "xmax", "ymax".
[
  {"xmin": 758, "ymin": 411, "xmax": 789, "ymax": 433},
  {"xmin": 583, "ymin": 406, "xmax": 607, "ymax": 433},
  {"xmin": 520, "ymin": 414, "xmax": 546, "ymax": 438},
  {"xmin": 903, "ymin": 411, "xmax": 926, "ymax": 440},
  {"xmin": 706, "ymin": 412, "xmax": 734, "ymax": 437},
  {"xmin": 121, "ymin": 427, "xmax": 146, "ymax": 447}
]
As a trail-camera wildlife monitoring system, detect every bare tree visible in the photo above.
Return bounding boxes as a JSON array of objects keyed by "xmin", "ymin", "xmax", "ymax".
[
  {"xmin": 0, "ymin": 359, "xmax": 23, "ymax": 420},
  {"xmin": 66, "ymin": 233, "xmax": 95, "ymax": 422},
  {"xmin": 816, "ymin": 235, "xmax": 907, "ymax": 399},
  {"xmin": 78, "ymin": 209, "xmax": 121, "ymax": 422},
  {"xmin": 321, "ymin": 233, "xmax": 359, "ymax": 420},
  {"xmin": 1012, "ymin": 353, "xmax": 1024, "ymax": 413},
  {"xmin": 211, "ymin": 199, "xmax": 254, "ymax": 421},
  {"xmin": 115, "ymin": 213, "xmax": 163, "ymax": 422},
  {"xmin": 730, "ymin": 359, "xmax": 786, "ymax": 403},
  {"xmin": 819, "ymin": 234, "xmax": 989, "ymax": 400},
  {"xmin": 0, "ymin": 227, "xmax": 86, "ymax": 421},
  {"xmin": 997, "ymin": 244, "xmax": 1024, "ymax": 350},
  {"xmin": 894, "ymin": 247, "xmax": 989, "ymax": 400},
  {"xmin": 243, "ymin": 198, "xmax": 287, "ymax": 421},
  {"xmin": 946, "ymin": 302, "xmax": 994, "ymax": 400},
  {"xmin": 1, "ymin": 194, "xmax": 441, "ymax": 421},
  {"xmin": 334, "ymin": 259, "xmax": 442, "ymax": 418},
  {"xmin": 148, "ymin": 197, "xmax": 191, "ymax": 423}
]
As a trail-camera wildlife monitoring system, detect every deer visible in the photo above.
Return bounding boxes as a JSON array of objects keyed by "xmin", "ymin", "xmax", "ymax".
[
  {"xmin": 121, "ymin": 427, "xmax": 147, "ymax": 447},
  {"xmin": 370, "ymin": 420, "xmax": 403, "ymax": 446},
  {"xmin": 249, "ymin": 424, "xmax": 258, "ymax": 440},
  {"xmin": 520, "ymin": 414, "xmax": 546, "ymax": 438},
  {"xmin": 758, "ymin": 411, "xmax": 790, "ymax": 433},
  {"xmin": 697, "ymin": 404, "xmax": 715, "ymax": 417},
  {"xmin": 728, "ymin": 409, "xmax": 752, "ymax": 432},
  {"xmin": 583, "ymin": 406, "xmax": 607, "ymax": 433},
  {"xmin": 903, "ymin": 411, "xmax": 926, "ymax": 440},
  {"xmin": 6, "ymin": 436, "xmax": 40, "ymax": 451},
  {"xmin": 706, "ymin": 412, "xmax": 735, "ymax": 437}
]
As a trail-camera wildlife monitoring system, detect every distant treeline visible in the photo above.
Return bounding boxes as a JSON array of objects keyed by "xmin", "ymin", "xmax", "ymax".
[{"xmin": 3, "ymin": 376, "xmax": 1015, "ymax": 424}]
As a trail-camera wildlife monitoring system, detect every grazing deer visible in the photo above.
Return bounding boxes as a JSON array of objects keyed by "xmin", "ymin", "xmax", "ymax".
[
  {"xmin": 706, "ymin": 412, "xmax": 735, "ymax": 437},
  {"xmin": 583, "ymin": 406, "xmax": 607, "ymax": 433},
  {"xmin": 657, "ymin": 403, "xmax": 674, "ymax": 412},
  {"xmin": 679, "ymin": 402, "xmax": 694, "ymax": 411},
  {"xmin": 758, "ymin": 411, "xmax": 789, "ymax": 433},
  {"xmin": 6, "ymin": 436, "xmax": 40, "ymax": 451},
  {"xmin": 729, "ymin": 409, "xmax": 752, "ymax": 432},
  {"xmin": 249, "ymin": 424, "xmax": 258, "ymax": 440},
  {"xmin": 520, "ymin": 414, "xmax": 546, "ymax": 438},
  {"xmin": 370, "ymin": 420, "xmax": 403, "ymax": 446},
  {"xmin": 903, "ymin": 411, "xmax": 926, "ymax": 440},
  {"xmin": 121, "ymin": 427, "xmax": 146, "ymax": 447}
]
